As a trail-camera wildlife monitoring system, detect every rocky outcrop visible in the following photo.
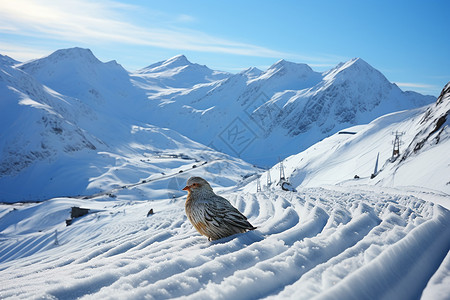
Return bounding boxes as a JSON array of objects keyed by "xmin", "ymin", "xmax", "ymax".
[{"xmin": 401, "ymin": 82, "xmax": 450, "ymax": 161}]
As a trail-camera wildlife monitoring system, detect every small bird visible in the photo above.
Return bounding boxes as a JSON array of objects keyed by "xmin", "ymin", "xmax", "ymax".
[{"xmin": 183, "ymin": 176, "xmax": 256, "ymax": 241}]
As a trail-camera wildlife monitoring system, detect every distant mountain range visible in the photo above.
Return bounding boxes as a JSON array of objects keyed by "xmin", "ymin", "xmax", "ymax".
[
  {"xmin": 0, "ymin": 47, "xmax": 440, "ymax": 200},
  {"xmin": 132, "ymin": 53, "xmax": 434, "ymax": 166}
]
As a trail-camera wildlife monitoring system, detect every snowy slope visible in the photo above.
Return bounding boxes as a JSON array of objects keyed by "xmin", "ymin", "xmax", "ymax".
[
  {"xmin": 401, "ymin": 81, "xmax": 450, "ymax": 160},
  {"xmin": 0, "ymin": 184, "xmax": 449, "ymax": 299},
  {"xmin": 0, "ymin": 55, "xmax": 102, "ymax": 195},
  {"xmin": 0, "ymin": 50, "xmax": 257, "ymax": 202},
  {"xmin": 0, "ymin": 92, "xmax": 257, "ymax": 202},
  {"xmin": 136, "ymin": 56, "xmax": 435, "ymax": 167},
  {"xmin": 245, "ymin": 82, "xmax": 450, "ymax": 195}
]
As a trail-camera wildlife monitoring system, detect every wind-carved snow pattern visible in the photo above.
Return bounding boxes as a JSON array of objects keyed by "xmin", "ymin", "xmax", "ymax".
[{"xmin": 0, "ymin": 186, "xmax": 449, "ymax": 299}]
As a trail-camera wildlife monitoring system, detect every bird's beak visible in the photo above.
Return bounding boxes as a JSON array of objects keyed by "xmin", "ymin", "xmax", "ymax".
[{"xmin": 182, "ymin": 185, "xmax": 189, "ymax": 191}]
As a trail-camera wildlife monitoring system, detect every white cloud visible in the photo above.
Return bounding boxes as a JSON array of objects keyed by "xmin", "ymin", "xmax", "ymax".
[
  {"xmin": 394, "ymin": 82, "xmax": 441, "ymax": 96},
  {"xmin": 0, "ymin": 0, "xmax": 337, "ymax": 64},
  {"xmin": 0, "ymin": 43, "xmax": 50, "ymax": 62},
  {"xmin": 394, "ymin": 82, "xmax": 436, "ymax": 89},
  {"xmin": 176, "ymin": 14, "xmax": 197, "ymax": 23},
  {"xmin": 0, "ymin": 0, "xmax": 286, "ymax": 58}
]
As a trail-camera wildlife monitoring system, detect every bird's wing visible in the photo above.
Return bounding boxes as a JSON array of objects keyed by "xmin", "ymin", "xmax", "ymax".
[{"xmin": 204, "ymin": 195, "xmax": 254, "ymax": 230}]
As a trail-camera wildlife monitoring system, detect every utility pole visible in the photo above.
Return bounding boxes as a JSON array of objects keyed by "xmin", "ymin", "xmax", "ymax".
[
  {"xmin": 371, "ymin": 152, "xmax": 380, "ymax": 179},
  {"xmin": 279, "ymin": 157, "xmax": 286, "ymax": 182},
  {"xmin": 275, "ymin": 157, "xmax": 297, "ymax": 192},
  {"xmin": 267, "ymin": 170, "xmax": 272, "ymax": 186},
  {"xmin": 391, "ymin": 131, "xmax": 405, "ymax": 161}
]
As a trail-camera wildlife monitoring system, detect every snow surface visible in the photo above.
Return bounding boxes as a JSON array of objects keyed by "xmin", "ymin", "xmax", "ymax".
[
  {"xmin": 1, "ymin": 185, "xmax": 449, "ymax": 299},
  {"xmin": 244, "ymin": 83, "xmax": 450, "ymax": 196}
]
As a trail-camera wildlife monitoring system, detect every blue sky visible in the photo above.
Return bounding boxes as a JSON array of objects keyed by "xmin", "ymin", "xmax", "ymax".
[{"xmin": 0, "ymin": 0, "xmax": 448, "ymax": 96}]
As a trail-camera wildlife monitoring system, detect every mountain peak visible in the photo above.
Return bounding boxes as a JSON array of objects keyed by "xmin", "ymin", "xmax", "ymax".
[
  {"xmin": 436, "ymin": 81, "xmax": 450, "ymax": 105},
  {"xmin": 240, "ymin": 66, "xmax": 263, "ymax": 79},
  {"xmin": 139, "ymin": 54, "xmax": 194, "ymax": 73},
  {"xmin": 46, "ymin": 47, "xmax": 100, "ymax": 64},
  {"xmin": 268, "ymin": 59, "xmax": 313, "ymax": 72},
  {"xmin": 341, "ymin": 57, "xmax": 372, "ymax": 70},
  {"xmin": 272, "ymin": 58, "xmax": 287, "ymax": 66},
  {"xmin": 17, "ymin": 47, "xmax": 104, "ymax": 73},
  {"xmin": 133, "ymin": 55, "xmax": 230, "ymax": 87},
  {"xmin": 260, "ymin": 59, "xmax": 317, "ymax": 80},
  {"xmin": 323, "ymin": 57, "xmax": 390, "ymax": 86},
  {"xmin": 0, "ymin": 54, "xmax": 20, "ymax": 66},
  {"xmin": 254, "ymin": 59, "xmax": 320, "ymax": 87},
  {"xmin": 165, "ymin": 54, "xmax": 191, "ymax": 66},
  {"xmin": 18, "ymin": 47, "xmax": 129, "ymax": 80}
]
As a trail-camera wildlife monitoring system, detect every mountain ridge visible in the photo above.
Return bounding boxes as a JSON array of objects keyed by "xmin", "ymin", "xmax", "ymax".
[
  {"xmin": 133, "ymin": 54, "xmax": 230, "ymax": 89},
  {"xmin": 132, "ymin": 51, "xmax": 434, "ymax": 166},
  {"xmin": 0, "ymin": 47, "xmax": 438, "ymax": 201}
]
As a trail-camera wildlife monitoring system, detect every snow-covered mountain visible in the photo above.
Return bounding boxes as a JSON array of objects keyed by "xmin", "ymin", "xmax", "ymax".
[
  {"xmin": 133, "ymin": 54, "xmax": 230, "ymax": 89},
  {"xmin": 4, "ymin": 48, "xmax": 436, "ymax": 169},
  {"xmin": 0, "ymin": 49, "xmax": 257, "ymax": 202},
  {"xmin": 401, "ymin": 81, "xmax": 450, "ymax": 161},
  {"xmin": 1, "ymin": 48, "xmax": 449, "ymax": 299},
  {"xmin": 0, "ymin": 54, "xmax": 101, "ymax": 177},
  {"xmin": 0, "ymin": 54, "xmax": 19, "ymax": 66},
  {"xmin": 17, "ymin": 48, "xmax": 149, "ymax": 123},
  {"xmin": 244, "ymin": 82, "xmax": 450, "ymax": 195},
  {"xmin": 0, "ymin": 47, "xmax": 438, "ymax": 200},
  {"xmin": 137, "ymin": 56, "xmax": 435, "ymax": 166}
]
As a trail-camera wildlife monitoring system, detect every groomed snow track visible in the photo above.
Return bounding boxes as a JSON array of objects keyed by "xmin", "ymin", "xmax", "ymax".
[{"xmin": 0, "ymin": 186, "xmax": 449, "ymax": 299}]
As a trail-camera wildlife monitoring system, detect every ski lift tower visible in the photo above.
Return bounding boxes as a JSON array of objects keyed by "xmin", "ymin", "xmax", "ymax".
[
  {"xmin": 371, "ymin": 152, "xmax": 380, "ymax": 179},
  {"xmin": 256, "ymin": 176, "xmax": 262, "ymax": 192},
  {"xmin": 391, "ymin": 131, "xmax": 405, "ymax": 161},
  {"xmin": 267, "ymin": 170, "xmax": 272, "ymax": 186},
  {"xmin": 279, "ymin": 158, "xmax": 286, "ymax": 182},
  {"xmin": 275, "ymin": 157, "xmax": 296, "ymax": 192}
]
